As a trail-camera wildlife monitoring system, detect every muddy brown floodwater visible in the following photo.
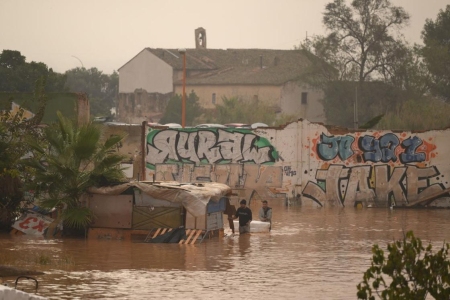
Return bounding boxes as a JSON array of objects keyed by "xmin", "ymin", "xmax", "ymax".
[{"xmin": 1, "ymin": 207, "xmax": 450, "ymax": 299}]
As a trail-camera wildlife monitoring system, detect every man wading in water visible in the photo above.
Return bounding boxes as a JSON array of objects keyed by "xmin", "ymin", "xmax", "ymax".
[
  {"xmin": 259, "ymin": 200, "xmax": 272, "ymax": 231},
  {"xmin": 233, "ymin": 199, "xmax": 252, "ymax": 234}
]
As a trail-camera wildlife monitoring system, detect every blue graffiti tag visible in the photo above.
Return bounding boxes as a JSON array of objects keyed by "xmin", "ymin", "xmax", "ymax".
[
  {"xmin": 379, "ymin": 134, "xmax": 400, "ymax": 162},
  {"xmin": 359, "ymin": 133, "xmax": 399, "ymax": 163},
  {"xmin": 400, "ymin": 136, "xmax": 426, "ymax": 163},
  {"xmin": 318, "ymin": 133, "xmax": 428, "ymax": 163},
  {"xmin": 317, "ymin": 134, "xmax": 355, "ymax": 161},
  {"xmin": 359, "ymin": 136, "xmax": 381, "ymax": 162}
]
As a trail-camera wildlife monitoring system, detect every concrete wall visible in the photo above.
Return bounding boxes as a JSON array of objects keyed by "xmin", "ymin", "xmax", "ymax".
[
  {"xmin": 143, "ymin": 120, "xmax": 450, "ymax": 208},
  {"xmin": 119, "ymin": 50, "xmax": 173, "ymax": 94}
]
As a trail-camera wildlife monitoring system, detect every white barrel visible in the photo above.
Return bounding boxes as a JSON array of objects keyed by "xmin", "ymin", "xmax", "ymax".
[{"xmin": 233, "ymin": 220, "xmax": 270, "ymax": 233}]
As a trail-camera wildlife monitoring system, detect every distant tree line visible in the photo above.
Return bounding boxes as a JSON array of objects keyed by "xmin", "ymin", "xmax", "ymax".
[
  {"xmin": 299, "ymin": 1, "xmax": 450, "ymax": 130},
  {"xmin": 0, "ymin": 50, "xmax": 118, "ymax": 117}
]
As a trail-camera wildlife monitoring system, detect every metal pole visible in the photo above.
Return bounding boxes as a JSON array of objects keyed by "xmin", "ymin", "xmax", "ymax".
[
  {"xmin": 182, "ymin": 53, "xmax": 186, "ymax": 128},
  {"xmin": 354, "ymin": 86, "xmax": 359, "ymax": 129}
]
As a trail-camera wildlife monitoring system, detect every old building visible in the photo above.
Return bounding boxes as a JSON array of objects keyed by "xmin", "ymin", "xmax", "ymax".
[{"xmin": 117, "ymin": 28, "xmax": 325, "ymax": 124}]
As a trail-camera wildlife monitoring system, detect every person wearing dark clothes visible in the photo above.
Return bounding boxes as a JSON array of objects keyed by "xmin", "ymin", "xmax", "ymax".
[{"xmin": 233, "ymin": 199, "xmax": 252, "ymax": 234}]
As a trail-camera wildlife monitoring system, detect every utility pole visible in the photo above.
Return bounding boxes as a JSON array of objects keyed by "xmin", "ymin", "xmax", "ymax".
[
  {"xmin": 178, "ymin": 48, "xmax": 186, "ymax": 128},
  {"xmin": 354, "ymin": 86, "xmax": 359, "ymax": 129}
]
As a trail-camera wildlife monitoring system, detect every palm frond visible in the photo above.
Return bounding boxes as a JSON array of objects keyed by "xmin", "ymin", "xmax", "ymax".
[
  {"xmin": 61, "ymin": 207, "xmax": 95, "ymax": 229},
  {"xmin": 26, "ymin": 138, "xmax": 45, "ymax": 155},
  {"xmin": 95, "ymin": 154, "xmax": 127, "ymax": 171},
  {"xmin": 102, "ymin": 134, "xmax": 127, "ymax": 152},
  {"xmin": 19, "ymin": 158, "xmax": 46, "ymax": 172},
  {"xmin": 56, "ymin": 111, "xmax": 74, "ymax": 143},
  {"xmin": 74, "ymin": 125, "xmax": 101, "ymax": 160}
]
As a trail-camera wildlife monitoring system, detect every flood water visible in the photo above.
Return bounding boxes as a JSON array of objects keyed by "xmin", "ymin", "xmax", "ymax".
[{"xmin": 1, "ymin": 207, "xmax": 450, "ymax": 299}]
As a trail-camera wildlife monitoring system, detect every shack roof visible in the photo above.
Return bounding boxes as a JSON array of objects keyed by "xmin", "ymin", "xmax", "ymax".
[{"xmin": 88, "ymin": 181, "xmax": 231, "ymax": 217}]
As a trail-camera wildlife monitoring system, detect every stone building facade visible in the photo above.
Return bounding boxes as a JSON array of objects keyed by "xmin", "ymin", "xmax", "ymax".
[{"xmin": 117, "ymin": 28, "xmax": 326, "ymax": 124}]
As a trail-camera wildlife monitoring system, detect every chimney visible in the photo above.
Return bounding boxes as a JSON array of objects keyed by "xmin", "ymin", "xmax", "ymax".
[
  {"xmin": 260, "ymin": 55, "xmax": 263, "ymax": 69},
  {"xmin": 195, "ymin": 27, "xmax": 207, "ymax": 49}
]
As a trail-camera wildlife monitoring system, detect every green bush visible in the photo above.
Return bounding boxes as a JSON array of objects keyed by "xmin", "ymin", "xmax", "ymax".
[{"xmin": 357, "ymin": 231, "xmax": 450, "ymax": 299}]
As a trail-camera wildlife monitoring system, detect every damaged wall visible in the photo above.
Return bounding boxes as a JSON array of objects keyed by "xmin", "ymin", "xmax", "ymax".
[
  {"xmin": 143, "ymin": 120, "xmax": 450, "ymax": 208},
  {"xmin": 117, "ymin": 89, "xmax": 171, "ymax": 124}
]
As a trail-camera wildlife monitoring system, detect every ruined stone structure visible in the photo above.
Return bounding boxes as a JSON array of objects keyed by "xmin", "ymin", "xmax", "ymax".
[
  {"xmin": 117, "ymin": 28, "xmax": 325, "ymax": 124},
  {"xmin": 117, "ymin": 89, "xmax": 171, "ymax": 124},
  {"xmin": 135, "ymin": 120, "xmax": 450, "ymax": 208}
]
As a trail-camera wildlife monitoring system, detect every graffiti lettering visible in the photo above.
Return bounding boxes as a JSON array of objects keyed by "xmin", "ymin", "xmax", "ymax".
[
  {"xmin": 146, "ymin": 129, "xmax": 277, "ymax": 169},
  {"xmin": 302, "ymin": 164, "xmax": 445, "ymax": 207},
  {"xmin": 283, "ymin": 166, "xmax": 296, "ymax": 177},
  {"xmin": 317, "ymin": 134, "xmax": 355, "ymax": 161},
  {"xmin": 316, "ymin": 133, "xmax": 429, "ymax": 164},
  {"xmin": 359, "ymin": 133, "xmax": 399, "ymax": 163},
  {"xmin": 400, "ymin": 136, "xmax": 426, "ymax": 163}
]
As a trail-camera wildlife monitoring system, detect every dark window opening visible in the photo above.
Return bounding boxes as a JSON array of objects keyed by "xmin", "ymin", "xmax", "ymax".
[
  {"xmin": 301, "ymin": 92, "xmax": 308, "ymax": 104},
  {"xmin": 212, "ymin": 93, "xmax": 216, "ymax": 104}
]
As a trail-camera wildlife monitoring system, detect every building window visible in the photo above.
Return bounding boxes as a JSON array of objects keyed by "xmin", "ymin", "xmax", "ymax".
[
  {"xmin": 301, "ymin": 92, "xmax": 308, "ymax": 104},
  {"xmin": 212, "ymin": 93, "xmax": 216, "ymax": 104}
]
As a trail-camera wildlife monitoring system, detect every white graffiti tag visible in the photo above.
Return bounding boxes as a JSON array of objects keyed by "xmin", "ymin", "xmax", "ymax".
[{"xmin": 147, "ymin": 129, "xmax": 276, "ymax": 166}]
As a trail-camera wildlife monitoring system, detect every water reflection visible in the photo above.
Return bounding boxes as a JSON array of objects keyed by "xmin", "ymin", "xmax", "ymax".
[{"xmin": 1, "ymin": 207, "xmax": 450, "ymax": 299}]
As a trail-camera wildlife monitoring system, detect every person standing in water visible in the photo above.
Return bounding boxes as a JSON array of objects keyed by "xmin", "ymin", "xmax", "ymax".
[
  {"xmin": 233, "ymin": 199, "xmax": 252, "ymax": 234},
  {"xmin": 259, "ymin": 200, "xmax": 272, "ymax": 231}
]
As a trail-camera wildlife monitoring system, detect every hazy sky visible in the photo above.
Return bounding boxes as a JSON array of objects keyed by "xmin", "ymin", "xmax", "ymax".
[{"xmin": 0, "ymin": 0, "xmax": 448, "ymax": 74}]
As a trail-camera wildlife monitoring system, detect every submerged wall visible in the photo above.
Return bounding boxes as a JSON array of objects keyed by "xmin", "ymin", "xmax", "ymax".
[{"xmin": 142, "ymin": 120, "xmax": 450, "ymax": 208}]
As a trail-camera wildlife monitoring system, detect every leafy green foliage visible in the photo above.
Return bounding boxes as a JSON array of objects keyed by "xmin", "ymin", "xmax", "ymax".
[
  {"xmin": 0, "ymin": 78, "xmax": 48, "ymax": 229},
  {"xmin": 422, "ymin": 5, "xmax": 450, "ymax": 101},
  {"xmin": 0, "ymin": 50, "xmax": 66, "ymax": 92},
  {"xmin": 357, "ymin": 231, "xmax": 450, "ymax": 300},
  {"xmin": 159, "ymin": 91, "xmax": 202, "ymax": 126},
  {"xmin": 195, "ymin": 96, "xmax": 297, "ymax": 127},
  {"xmin": 376, "ymin": 97, "xmax": 450, "ymax": 131},
  {"xmin": 321, "ymin": 0, "xmax": 410, "ymax": 83},
  {"xmin": 64, "ymin": 67, "xmax": 118, "ymax": 117},
  {"xmin": 25, "ymin": 111, "xmax": 127, "ymax": 229}
]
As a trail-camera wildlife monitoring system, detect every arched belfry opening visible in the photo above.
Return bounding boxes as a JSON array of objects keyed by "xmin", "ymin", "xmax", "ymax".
[{"xmin": 195, "ymin": 27, "xmax": 207, "ymax": 49}]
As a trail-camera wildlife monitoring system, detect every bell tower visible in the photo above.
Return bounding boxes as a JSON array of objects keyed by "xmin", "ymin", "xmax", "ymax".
[{"xmin": 195, "ymin": 27, "xmax": 207, "ymax": 49}]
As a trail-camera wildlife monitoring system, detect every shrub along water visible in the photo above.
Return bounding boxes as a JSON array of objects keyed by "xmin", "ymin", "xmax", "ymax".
[{"xmin": 357, "ymin": 231, "xmax": 450, "ymax": 299}]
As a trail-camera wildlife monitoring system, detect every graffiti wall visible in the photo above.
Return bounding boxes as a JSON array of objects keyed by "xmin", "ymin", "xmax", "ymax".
[
  {"xmin": 145, "ymin": 127, "xmax": 293, "ymax": 205},
  {"xmin": 144, "ymin": 121, "xmax": 450, "ymax": 207},
  {"xmin": 301, "ymin": 122, "xmax": 449, "ymax": 208}
]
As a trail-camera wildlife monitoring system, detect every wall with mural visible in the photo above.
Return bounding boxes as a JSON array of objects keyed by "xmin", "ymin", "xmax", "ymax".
[{"xmin": 144, "ymin": 121, "xmax": 450, "ymax": 208}]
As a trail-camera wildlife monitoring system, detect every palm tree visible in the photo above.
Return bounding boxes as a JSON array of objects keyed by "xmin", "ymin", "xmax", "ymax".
[{"xmin": 25, "ymin": 111, "xmax": 127, "ymax": 228}]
